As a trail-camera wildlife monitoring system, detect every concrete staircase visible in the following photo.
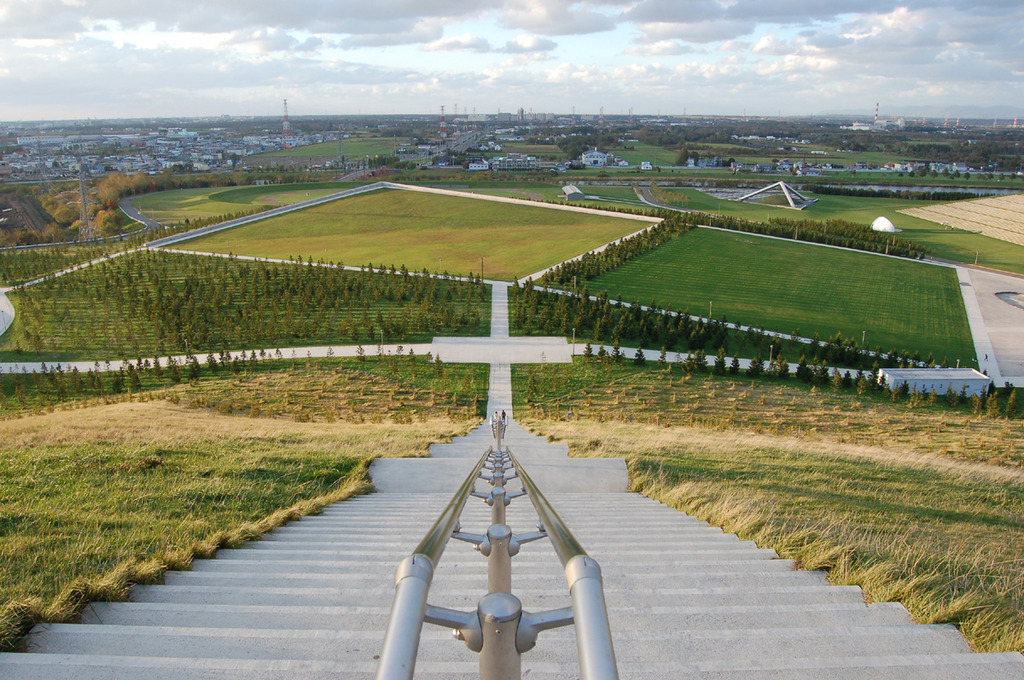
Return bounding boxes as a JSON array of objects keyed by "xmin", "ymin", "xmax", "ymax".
[
  {"xmin": 4, "ymin": 490, "xmax": 1023, "ymax": 678},
  {"xmin": 3, "ymin": 362, "xmax": 1023, "ymax": 678}
]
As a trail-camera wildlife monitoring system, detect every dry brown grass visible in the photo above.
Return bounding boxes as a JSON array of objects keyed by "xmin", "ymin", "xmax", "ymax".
[
  {"xmin": 519, "ymin": 366, "xmax": 1024, "ymax": 466},
  {"xmin": 901, "ymin": 194, "xmax": 1024, "ymax": 247},
  {"xmin": 524, "ymin": 417, "xmax": 1024, "ymax": 652}
]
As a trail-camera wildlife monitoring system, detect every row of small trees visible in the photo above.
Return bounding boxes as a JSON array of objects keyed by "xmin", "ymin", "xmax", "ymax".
[
  {"xmin": 510, "ymin": 284, "xmax": 928, "ymax": 372},
  {"xmin": 647, "ymin": 183, "xmax": 927, "ymax": 258},
  {"xmin": 580, "ymin": 343, "xmax": 1019, "ymax": 419},
  {"xmin": 539, "ymin": 211, "xmax": 693, "ymax": 286},
  {"xmin": 12, "ymin": 251, "xmax": 488, "ymax": 359},
  {"xmin": 0, "ymin": 243, "xmax": 119, "ymax": 286}
]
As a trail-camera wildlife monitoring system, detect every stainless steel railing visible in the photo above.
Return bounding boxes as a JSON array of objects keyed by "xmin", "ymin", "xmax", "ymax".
[{"xmin": 375, "ymin": 439, "xmax": 618, "ymax": 680}]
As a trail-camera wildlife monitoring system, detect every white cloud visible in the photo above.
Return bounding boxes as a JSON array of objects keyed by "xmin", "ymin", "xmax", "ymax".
[
  {"xmin": 501, "ymin": 34, "xmax": 557, "ymax": 53},
  {"xmin": 423, "ymin": 34, "xmax": 493, "ymax": 52},
  {"xmin": 0, "ymin": 0, "xmax": 1022, "ymax": 119},
  {"xmin": 626, "ymin": 40, "xmax": 695, "ymax": 56},
  {"xmin": 500, "ymin": 0, "xmax": 618, "ymax": 36}
]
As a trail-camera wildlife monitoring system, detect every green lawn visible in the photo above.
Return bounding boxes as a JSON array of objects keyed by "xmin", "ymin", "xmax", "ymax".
[
  {"xmin": 132, "ymin": 182, "xmax": 357, "ymax": 224},
  {"xmin": 658, "ymin": 187, "xmax": 1024, "ymax": 275},
  {"xmin": 613, "ymin": 142, "xmax": 680, "ymax": 167},
  {"xmin": 176, "ymin": 188, "xmax": 654, "ymax": 281},
  {"xmin": 586, "ymin": 228, "xmax": 976, "ymax": 364},
  {"xmin": 488, "ymin": 142, "xmax": 563, "ymax": 158}
]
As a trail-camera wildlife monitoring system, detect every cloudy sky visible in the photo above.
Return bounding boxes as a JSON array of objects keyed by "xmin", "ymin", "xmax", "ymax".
[{"xmin": 1, "ymin": 0, "xmax": 1022, "ymax": 122}]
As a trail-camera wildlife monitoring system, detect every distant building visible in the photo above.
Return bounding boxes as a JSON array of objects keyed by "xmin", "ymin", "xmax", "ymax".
[
  {"xmin": 489, "ymin": 153, "xmax": 537, "ymax": 171},
  {"xmin": 562, "ymin": 185, "xmax": 584, "ymax": 201},
  {"xmin": 580, "ymin": 149, "xmax": 610, "ymax": 167},
  {"xmin": 466, "ymin": 158, "xmax": 489, "ymax": 172},
  {"xmin": 878, "ymin": 368, "xmax": 992, "ymax": 397},
  {"xmin": 640, "ymin": 161, "xmax": 653, "ymax": 171}
]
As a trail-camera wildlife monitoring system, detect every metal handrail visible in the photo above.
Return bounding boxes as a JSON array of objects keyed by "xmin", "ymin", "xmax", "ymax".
[
  {"xmin": 507, "ymin": 448, "xmax": 585, "ymax": 566},
  {"xmin": 376, "ymin": 442, "xmax": 619, "ymax": 680},
  {"xmin": 414, "ymin": 448, "xmax": 491, "ymax": 564},
  {"xmin": 507, "ymin": 448, "xmax": 618, "ymax": 680},
  {"xmin": 375, "ymin": 448, "xmax": 490, "ymax": 680}
]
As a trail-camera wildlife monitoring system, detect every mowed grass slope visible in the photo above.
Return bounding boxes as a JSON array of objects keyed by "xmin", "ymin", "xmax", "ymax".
[
  {"xmin": 177, "ymin": 189, "xmax": 652, "ymax": 281},
  {"xmin": 588, "ymin": 228, "xmax": 975, "ymax": 363}
]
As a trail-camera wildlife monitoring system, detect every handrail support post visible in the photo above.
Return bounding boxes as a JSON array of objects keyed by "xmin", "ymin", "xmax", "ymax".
[
  {"xmin": 478, "ymin": 592, "xmax": 522, "ymax": 680},
  {"xmin": 486, "ymin": 524, "xmax": 514, "ymax": 593}
]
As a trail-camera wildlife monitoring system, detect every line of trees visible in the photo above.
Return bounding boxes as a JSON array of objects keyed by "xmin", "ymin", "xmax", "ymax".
[
  {"xmin": 539, "ymin": 211, "xmax": 694, "ymax": 286},
  {"xmin": 511, "ymin": 283, "xmax": 939, "ymax": 373},
  {"xmin": 650, "ymin": 185, "xmax": 927, "ymax": 258},
  {"xmin": 811, "ymin": 185, "xmax": 976, "ymax": 202},
  {"xmin": 572, "ymin": 345, "xmax": 1018, "ymax": 419},
  {"xmin": 0, "ymin": 243, "xmax": 118, "ymax": 286}
]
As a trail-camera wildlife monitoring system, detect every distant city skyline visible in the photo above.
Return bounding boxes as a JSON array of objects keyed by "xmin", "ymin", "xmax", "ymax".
[{"xmin": 1, "ymin": 0, "xmax": 1022, "ymax": 123}]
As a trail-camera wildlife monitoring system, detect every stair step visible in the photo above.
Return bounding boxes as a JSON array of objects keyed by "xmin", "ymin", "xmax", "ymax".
[
  {"xmin": 4, "ymin": 652, "xmax": 1022, "ymax": 680},
  {"xmin": 23, "ymin": 619, "xmax": 976, "ymax": 664}
]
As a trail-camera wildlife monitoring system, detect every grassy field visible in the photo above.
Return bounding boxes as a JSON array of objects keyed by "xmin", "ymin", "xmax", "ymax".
[
  {"xmin": 131, "ymin": 182, "xmax": 357, "ymax": 225},
  {"xmin": 487, "ymin": 141, "xmax": 563, "ymax": 158},
  {"xmin": 176, "ymin": 188, "xmax": 653, "ymax": 281},
  {"xmin": 614, "ymin": 142, "xmax": 679, "ymax": 167},
  {"xmin": 0, "ymin": 355, "xmax": 484, "ymax": 650},
  {"xmin": 0, "ymin": 353, "xmax": 491, "ymax": 422},
  {"xmin": 0, "ymin": 406, "xmax": 474, "ymax": 651},
  {"xmin": 584, "ymin": 228, "xmax": 976, "ymax": 364},
  {"xmin": 657, "ymin": 186, "xmax": 1024, "ymax": 274},
  {"xmin": 513, "ymin": 360, "xmax": 1024, "ymax": 652}
]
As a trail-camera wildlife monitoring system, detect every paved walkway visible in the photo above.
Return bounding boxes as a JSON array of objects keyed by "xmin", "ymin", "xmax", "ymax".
[{"xmin": 955, "ymin": 266, "xmax": 1024, "ymax": 384}]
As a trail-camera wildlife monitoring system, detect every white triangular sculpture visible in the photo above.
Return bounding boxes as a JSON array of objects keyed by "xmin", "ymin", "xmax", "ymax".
[{"xmin": 736, "ymin": 181, "xmax": 816, "ymax": 209}]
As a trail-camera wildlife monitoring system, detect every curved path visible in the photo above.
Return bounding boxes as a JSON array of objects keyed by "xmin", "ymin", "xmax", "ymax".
[{"xmin": 118, "ymin": 197, "xmax": 161, "ymax": 231}]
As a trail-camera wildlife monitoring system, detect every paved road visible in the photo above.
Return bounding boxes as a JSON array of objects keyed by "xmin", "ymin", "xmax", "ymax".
[{"xmin": 118, "ymin": 197, "xmax": 161, "ymax": 231}]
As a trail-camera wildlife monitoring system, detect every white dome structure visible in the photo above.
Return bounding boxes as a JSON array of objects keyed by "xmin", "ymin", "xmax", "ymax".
[{"xmin": 871, "ymin": 216, "xmax": 898, "ymax": 233}]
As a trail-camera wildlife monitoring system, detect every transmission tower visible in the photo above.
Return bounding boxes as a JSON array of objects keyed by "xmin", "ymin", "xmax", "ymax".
[
  {"xmin": 78, "ymin": 164, "xmax": 95, "ymax": 241},
  {"xmin": 282, "ymin": 99, "xmax": 292, "ymax": 138}
]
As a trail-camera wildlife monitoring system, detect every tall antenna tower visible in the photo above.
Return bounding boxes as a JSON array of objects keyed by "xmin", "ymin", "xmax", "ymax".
[
  {"xmin": 440, "ymin": 105, "xmax": 447, "ymax": 142},
  {"xmin": 599, "ymin": 106, "xmax": 604, "ymax": 126},
  {"xmin": 78, "ymin": 164, "xmax": 95, "ymax": 241},
  {"xmin": 282, "ymin": 99, "xmax": 292, "ymax": 138},
  {"xmin": 874, "ymin": 102, "xmax": 879, "ymax": 126},
  {"xmin": 35, "ymin": 139, "xmax": 53, "ymax": 191}
]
